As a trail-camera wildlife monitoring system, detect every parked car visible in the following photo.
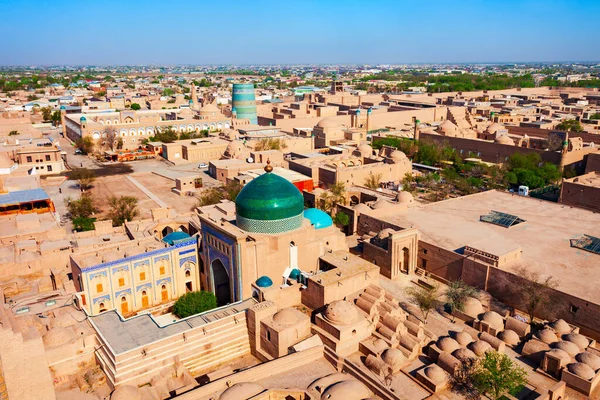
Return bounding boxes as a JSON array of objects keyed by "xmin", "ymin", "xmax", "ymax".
[{"xmin": 198, "ymin": 163, "xmax": 208, "ymax": 169}]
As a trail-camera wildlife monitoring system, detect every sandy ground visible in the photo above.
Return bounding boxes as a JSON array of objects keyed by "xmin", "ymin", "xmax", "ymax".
[
  {"xmin": 131, "ymin": 172, "xmax": 199, "ymax": 214},
  {"xmin": 90, "ymin": 175, "xmax": 158, "ymax": 220}
]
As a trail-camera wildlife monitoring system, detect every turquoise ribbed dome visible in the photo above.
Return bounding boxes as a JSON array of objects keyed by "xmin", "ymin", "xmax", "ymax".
[
  {"xmin": 289, "ymin": 268, "xmax": 301, "ymax": 280},
  {"xmin": 235, "ymin": 168, "xmax": 304, "ymax": 234},
  {"xmin": 304, "ymin": 208, "xmax": 333, "ymax": 229},
  {"xmin": 256, "ymin": 276, "xmax": 273, "ymax": 288},
  {"xmin": 80, "ymin": 116, "xmax": 86, "ymax": 121}
]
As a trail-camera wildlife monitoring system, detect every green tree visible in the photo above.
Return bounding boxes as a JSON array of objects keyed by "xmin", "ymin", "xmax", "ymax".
[
  {"xmin": 51, "ymin": 110, "xmax": 61, "ymax": 126},
  {"xmin": 556, "ymin": 119, "xmax": 583, "ymax": 133},
  {"xmin": 445, "ymin": 280, "xmax": 477, "ymax": 322},
  {"xmin": 153, "ymin": 126, "xmax": 179, "ymax": 143},
  {"xmin": 254, "ymin": 138, "xmax": 287, "ymax": 151},
  {"xmin": 589, "ymin": 113, "xmax": 600, "ymax": 120},
  {"xmin": 364, "ymin": 173, "xmax": 382, "ymax": 189},
  {"xmin": 130, "ymin": 103, "xmax": 141, "ymax": 110},
  {"xmin": 162, "ymin": 88, "xmax": 174, "ymax": 96},
  {"xmin": 69, "ymin": 168, "xmax": 96, "ymax": 191},
  {"xmin": 108, "ymin": 196, "xmax": 139, "ymax": 226},
  {"xmin": 41, "ymin": 106, "xmax": 52, "ymax": 122},
  {"xmin": 510, "ymin": 265, "xmax": 558, "ymax": 323},
  {"xmin": 319, "ymin": 182, "xmax": 347, "ymax": 213},
  {"xmin": 197, "ymin": 188, "xmax": 223, "ymax": 207},
  {"xmin": 405, "ymin": 285, "xmax": 441, "ymax": 323},
  {"xmin": 333, "ymin": 212, "xmax": 350, "ymax": 227},
  {"xmin": 75, "ymin": 136, "xmax": 95, "ymax": 154},
  {"xmin": 173, "ymin": 291, "xmax": 217, "ymax": 318},
  {"xmin": 223, "ymin": 181, "xmax": 243, "ymax": 201},
  {"xmin": 65, "ymin": 194, "xmax": 96, "ymax": 232},
  {"xmin": 65, "ymin": 194, "xmax": 95, "ymax": 219},
  {"xmin": 471, "ymin": 351, "xmax": 528, "ymax": 400}
]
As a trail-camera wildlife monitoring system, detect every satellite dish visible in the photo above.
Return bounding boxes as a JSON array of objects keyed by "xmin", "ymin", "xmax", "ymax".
[{"xmin": 247, "ymin": 157, "xmax": 254, "ymax": 163}]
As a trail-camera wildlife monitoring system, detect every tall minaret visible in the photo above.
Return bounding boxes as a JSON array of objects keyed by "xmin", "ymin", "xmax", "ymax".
[
  {"xmin": 191, "ymin": 83, "xmax": 198, "ymax": 109},
  {"xmin": 366, "ymin": 107, "xmax": 372, "ymax": 133}
]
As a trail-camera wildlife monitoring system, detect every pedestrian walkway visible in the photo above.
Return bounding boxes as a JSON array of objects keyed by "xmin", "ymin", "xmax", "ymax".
[{"xmin": 126, "ymin": 176, "xmax": 168, "ymax": 208}]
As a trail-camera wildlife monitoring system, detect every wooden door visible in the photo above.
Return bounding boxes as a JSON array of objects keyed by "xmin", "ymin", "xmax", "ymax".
[
  {"xmin": 161, "ymin": 288, "xmax": 168, "ymax": 302},
  {"xmin": 121, "ymin": 301, "xmax": 128, "ymax": 315},
  {"xmin": 142, "ymin": 292, "xmax": 149, "ymax": 308}
]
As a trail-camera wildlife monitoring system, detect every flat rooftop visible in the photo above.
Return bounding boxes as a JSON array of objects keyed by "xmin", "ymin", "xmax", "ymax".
[
  {"xmin": 379, "ymin": 190, "xmax": 600, "ymax": 304},
  {"xmin": 566, "ymin": 171, "xmax": 600, "ymax": 188},
  {"xmin": 90, "ymin": 298, "xmax": 257, "ymax": 355},
  {"xmin": 239, "ymin": 166, "xmax": 312, "ymax": 183},
  {"xmin": 0, "ymin": 188, "xmax": 50, "ymax": 206}
]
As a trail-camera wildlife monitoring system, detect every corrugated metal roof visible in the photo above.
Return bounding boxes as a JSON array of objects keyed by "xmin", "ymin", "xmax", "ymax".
[{"xmin": 0, "ymin": 189, "xmax": 50, "ymax": 206}]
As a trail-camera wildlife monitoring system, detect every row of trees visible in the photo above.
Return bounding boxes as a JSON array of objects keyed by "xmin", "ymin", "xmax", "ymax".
[
  {"xmin": 408, "ymin": 269, "xmax": 558, "ymax": 327},
  {"xmin": 374, "ymin": 137, "xmax": 563, "ymax": 193}
]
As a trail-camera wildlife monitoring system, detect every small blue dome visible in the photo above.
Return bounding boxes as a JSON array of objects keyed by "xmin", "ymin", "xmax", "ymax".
[
  {"xmin": 80, "ymin": 116, "xmax": 86, "ymax": 121},
  {"xmin": 162, "ymin": 231, "xmax": 190, "ymax": 245},
  {"xmin": 256, "ymin": 276, "xmax": 273, "ymax": 288},
  {"xmin": 60, "ymin": 105, "xmax": 66, "ymax": 110},
  {"xmin": 304, "ymin": 208, "xmax": 333, "ymax": 229},
  {"xmin": 189, "ymin": 99, "xmax": 193, "ymax": 104},
  {"xmin": 289, "ymin": 268, "xmax": 301, "ymax": 281}
]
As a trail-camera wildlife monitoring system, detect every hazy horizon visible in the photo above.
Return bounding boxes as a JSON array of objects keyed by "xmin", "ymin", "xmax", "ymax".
[{"xmin": 2, "ymin": 0, "xmax": 599, "ymax": 66}]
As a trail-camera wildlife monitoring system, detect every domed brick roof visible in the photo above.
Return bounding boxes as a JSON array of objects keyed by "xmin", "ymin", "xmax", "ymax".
[
  {"xmin": 567, "ymin": 362, "xmax": 595, "ymax": 381},
  {"xmin": 549, "ymin": 319, "xmax": 571, "ymax": 334},
  {"xmin": 357, "ymin": 142, "xmax": 373, "ymax": 155},
  {"xmin": 324, "ymin": 300, "xmax": 360, "ymax": 325},
  {"xmin": 316, "ymin": 117, "xmax": 341, "ymax": 128},
  {"xmin": 304, "ymin": 208, "xmax": 333, "ymax": 229},
  {"xmin": 481, "ymin": 311, "xmax": 504, "ymax": 331},
  {"xmin": 220, "ymin": 382, "xmax": 264, "ymax": 400},
  {"xmin": 353, "ymin": 203, "xmax": 372, "ymax": 214},
  {"xmin": 548, "ymin": 348, "xmax": 572, "ymax": 364},
  {"xmin": 563, "ymin": 333, "xmax": 589, "ymax": 351},
  {"xmin": 371, "ymin": 199, "xmax": 393, "ymax": 210},
  {"xmin": 486, "ymin": 122, "xmax": 505, "ymax": 134},
  {"xmin": 453, "ymin": 347, "xmax": 478, "ymax": 361},
  {"xmin": 494, "ymin": 134, "xmax": 514, "ymax": 145},
  {"xmin": 235, "ymin": 165, "xmax": 304, "ymax": 234},
  {"xmin": 468, "ymin": 340, "xmax": 492, "ymax": 357},
  {"xmin": 396, "ymin": 191, "xmax": 414, "ymax": 204},
  {"xmin": 536, "ymin": 328, "xmax": 559, "ymax": 344},
  {"xmin": 272, "ymin": 308, "xmax": 300, "ymax": 326},
  {"xmin": 321, "ymin": 380, "xmax": 371, "ymax": 400},
  {"xmin": 497, "ymin": 330, "xmax": 520, "ymax": 346},
  {"xmin": 424, "ymin": 364, "xmax": 448, "ymax": 384},
  {"xmin": 381, "ymin": 348, "xmax": 406, "ymax": 370},
  {"xmin": 390, "ymin": 150, "xmax": 409, "ymax": 163},
  {"xmin": 437, "ymin": 337, "xmax": 460, "ymax": 353},
  {"xmin": 462, "ymin": 297, "xmax": 484, "ymax": 317},
  {"xmin": 555, "ymin": 340, "xmax": 580, "ymax": 357},
  {"xmin": 576, "ymin": 352, "xmax": 600, "ymax": 371},
  {"xmin": 454, "ymin": 331, "xmax": 473, "ymax": 346}
]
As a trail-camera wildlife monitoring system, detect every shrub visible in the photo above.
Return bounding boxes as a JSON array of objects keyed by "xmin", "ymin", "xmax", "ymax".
[{"xmin": 173, "ymin": 291, "xmax": 217, "ymax": 318}]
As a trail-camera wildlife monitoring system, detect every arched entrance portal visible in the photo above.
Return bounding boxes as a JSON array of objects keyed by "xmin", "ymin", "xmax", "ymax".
[{"xmin": 211, "ymin": 259, "xmax": 231, "ymax": 306}]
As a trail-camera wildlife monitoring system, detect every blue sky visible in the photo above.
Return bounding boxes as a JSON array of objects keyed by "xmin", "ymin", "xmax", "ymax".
[{"xmin": 1, "ymin": 0, "xmax": 598, "ymax": 65}]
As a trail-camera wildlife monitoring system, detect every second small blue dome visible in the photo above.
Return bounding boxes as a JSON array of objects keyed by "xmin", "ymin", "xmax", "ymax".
[
  {"xmin": 256, "ymin": 276, "xmax": 273, "ymax": 288},
  {"xmin": 304, "ymin": 208, "xmax": 333, "ymax": 229}
]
